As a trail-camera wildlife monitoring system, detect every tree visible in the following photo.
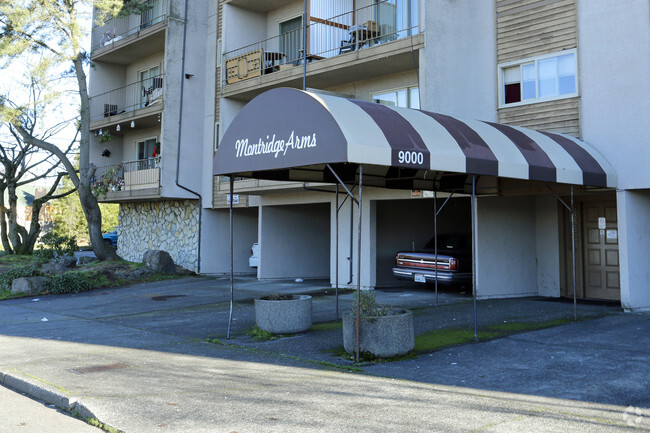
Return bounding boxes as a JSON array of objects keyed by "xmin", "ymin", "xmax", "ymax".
[
  {"xmin": 0, "ymin": 1, "xmax": 148, "ymax": 260},
  {"xmin": 0, "ymin": 73, "xmax": 77, "ymax": 254}
]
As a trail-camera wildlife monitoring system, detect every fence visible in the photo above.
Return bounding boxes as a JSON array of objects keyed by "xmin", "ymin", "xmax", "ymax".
[
  {"xmin": 224, "ymin": 0, "xmax": 419, "ymax": 85},
  {"xmin": 89, "ymin": 74, "xmax": 164, "ymax": 122}
]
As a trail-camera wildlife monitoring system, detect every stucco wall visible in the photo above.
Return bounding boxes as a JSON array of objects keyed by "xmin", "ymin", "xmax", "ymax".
[
  {"xmin": 578, "ymin": 0, "xmax": 650, "ymax": 189},
  {"xmin": 258, "ymin": 202, "xmax": 330, "ymax": 279},
  {"xmin": 118, "ymin": 200, "xmax": 199, "ymax": 271},
  {"xmin": 617, "ymin": 189, "xmax": 650, "ymax": 312},
  {"xmin": 199, "ymin": 207, "xmax": 258, "ymax": 275},
  {"xmin": 421, "ymin": 0, "xmax": 496, "ymax": 119},
  {"xmin": 476, "ymin": 195, "xmax": 537, "ymax": 298}
]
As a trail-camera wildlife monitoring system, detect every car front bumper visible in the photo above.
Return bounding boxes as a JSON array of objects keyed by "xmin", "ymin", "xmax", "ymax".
[{"xmin": 392, "ymin": 267, "xmax": 472, "ymax": 285}]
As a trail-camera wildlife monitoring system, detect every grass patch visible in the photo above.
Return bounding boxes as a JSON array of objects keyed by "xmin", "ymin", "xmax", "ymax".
[
  {"xmin": 413, "ymin": 318, "xmax": 575, "ymax": 353},
  {"xmin": 414, "ymin": 329, "xmax": 501, "ymax": 352},
  {"xmin": 246, "ymin": 325, "xmax": 292, "ymax": 341},
  {"xmin": 488, "ymin": 318, "xmax": 572, "ymax": 332},
  {"xmin": 83, "ymin": 417, "xmax": 124, "ymax": 433},
  {"xmin": 310, "ymin": 321, "xmax": 343, "ymax": 331}
]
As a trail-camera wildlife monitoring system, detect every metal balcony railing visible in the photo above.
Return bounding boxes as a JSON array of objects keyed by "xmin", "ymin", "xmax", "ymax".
[
  {"xmin": 91, "ymin": 0, "xmax": 168, "ymax": 52},
  {"xmin": 89, "ymin": 74, "xmax": 164, "ymax": 123},
  {"xmin": 223, "ymin": 0, "xmax": 419, "ymax": 85},
  {"xmin": 92, "ymin": 157, "xmax": 161, "ymax": 193}
]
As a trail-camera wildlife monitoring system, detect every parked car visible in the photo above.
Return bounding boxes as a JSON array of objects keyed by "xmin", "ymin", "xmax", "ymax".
[
  {"xmin": 249, "ymin": 242, "xmax": 260, "ymax": 268},
  {"xmin": 392, "ymin": 234, "xmax": 472, "ymax": 287},
  {"xmin": 102, "ymin": 230, "xmax": 118, "ymax": 246}
]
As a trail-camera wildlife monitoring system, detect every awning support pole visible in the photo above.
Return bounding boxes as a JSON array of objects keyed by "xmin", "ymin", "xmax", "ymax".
[
  {"xmin": 335, "ymin": 183, "xmax": 340, "ymax": 320},
  {"xmin": 325, "ymin": 164, "xmax": 363, "ymax": 361},
  {"xmin": 434, "ymin": 191, "xmax": 438, "ymax": 306},
  {"xmin": 570, "ymin": 185, "xmax": 577, "ymax": 321},
  {"xmin": 227, "ymin": 176, "xmax": 235, "ymax": 339},
  {"xmin": 547, "ymin": 185, "xmax": 578, "ymax": 321},
  {"xmin": 356, "ymin": 166, "xmax": 363, "ymax": 362},
  {"xmin": 472, "ymin": 175, "xmax": 478, "ymax": 341},
  {"xmin": 433, "ymin": 191, "xmax": 454, "ymax": 307}
]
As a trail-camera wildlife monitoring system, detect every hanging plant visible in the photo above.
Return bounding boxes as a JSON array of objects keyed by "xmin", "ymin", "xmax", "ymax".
[{"xmin": 98, "ymin": 130, "xmax": 113, "ymax": 144}]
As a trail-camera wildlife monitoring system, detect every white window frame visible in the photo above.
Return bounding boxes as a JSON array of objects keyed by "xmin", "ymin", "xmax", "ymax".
[
  {"xmin": 498, "ymin": 49, "xmax": 578, "ymax": 108},
  {"xmin": 372, "ymin": 85, "xmax": 420, "ymax": 109},
  {"xmin": 135, "ymin": 136, "xmax": 159, "ymax": 162}
]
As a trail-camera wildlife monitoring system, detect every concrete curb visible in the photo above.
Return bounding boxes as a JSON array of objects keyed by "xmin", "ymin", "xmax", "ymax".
[{"xmin": 0, "ymin": 371, "xmax": 97, "ymax": 425}]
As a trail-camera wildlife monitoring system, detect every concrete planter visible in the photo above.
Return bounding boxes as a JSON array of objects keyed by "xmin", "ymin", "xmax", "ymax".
[
  {"xmin": 254, "ymin": 295, "xmax": 312, "ymax": 334},
  {"xmin": 342, "ymin": 309, "xmax": 414, "ymax": 358}
]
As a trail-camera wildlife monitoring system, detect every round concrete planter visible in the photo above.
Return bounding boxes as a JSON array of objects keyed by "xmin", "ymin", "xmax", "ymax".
[
  {"xmin": 342, "ymin": 309, "xmax": 414, "ymax": 358},
  {"xmin": 254, "ymin": 295, "xmax": 312, "ymax": 334}
]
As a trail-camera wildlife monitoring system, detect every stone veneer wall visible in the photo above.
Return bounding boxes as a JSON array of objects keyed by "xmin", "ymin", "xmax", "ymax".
[{"xmin": 118, "ymin": 200, "xmax": 199, "ymax": 272}]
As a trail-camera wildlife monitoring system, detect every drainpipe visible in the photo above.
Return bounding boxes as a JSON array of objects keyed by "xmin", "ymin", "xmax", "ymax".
[{"xmin": 175, "ymin": 0, "xmax": 203, "ymax": 273}]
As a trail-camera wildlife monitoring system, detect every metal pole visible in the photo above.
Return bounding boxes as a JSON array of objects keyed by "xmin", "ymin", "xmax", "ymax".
[
  {"xmin": 571, "ymin": 185, "xmax": 577, "ymax": 321},
  {"xmin": 434, "ymin": 191, "xmax": 439, "ymax": 306},
  {"xmin": 335, "ymin": 183, "xmax": 339, "ymax": 320},
  {"xmin": 302, "ymin": 0, "xmax": 307, "ymax": 90},
  {"xmin": 355, "ymin": 166, "xmax": 363, "ymax": 363},
  {"xmin": 472, "ymin": 176, "xmax": 478, "ymax": 341},
  {"xmin": 227, "ymin": 177, "xmax": 234, "ymax": 339}
]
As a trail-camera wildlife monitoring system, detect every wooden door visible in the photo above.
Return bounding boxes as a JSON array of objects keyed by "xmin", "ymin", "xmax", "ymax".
[{"xmin": 582, "ymin": 202, "xmax": 620, "ymax": 300}]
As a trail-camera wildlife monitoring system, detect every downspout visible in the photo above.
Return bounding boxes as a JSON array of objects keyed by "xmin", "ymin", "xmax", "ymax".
[{"xmin": 175, "ymin": 0, "xmax": 203, "ymax": 273}]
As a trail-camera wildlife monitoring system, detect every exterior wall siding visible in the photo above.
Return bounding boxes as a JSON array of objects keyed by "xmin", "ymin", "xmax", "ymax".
[
  {"xmin": 496, "ymin": 0, "xmax": 578, "ymax": 62},
  {"xmin": 118, "ymin": 200, "xmax": 199, "ymax": 271},
  {"xmin": 496, "ymin": 0, "xmax": 580, "ymax": 136},
  {"xmin": 498, "ymin": 97, "xmax": 580, "ymax": 136}
]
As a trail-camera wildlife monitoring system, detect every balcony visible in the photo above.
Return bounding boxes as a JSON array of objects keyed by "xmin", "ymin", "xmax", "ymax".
[
  {"xmin": 223, "ymin": 0, "xmax": 422, "ymax": 100},
  {"xmin": 91, "ymin": 0, "xmax": 168, "ymax": 64},
  {"xmin": 89, "ymin": 74, "xmax": 164, "ymax": 130},
  {"xmin": 93, "ymin": 158, "xmax": 161, "ymax": 202}
]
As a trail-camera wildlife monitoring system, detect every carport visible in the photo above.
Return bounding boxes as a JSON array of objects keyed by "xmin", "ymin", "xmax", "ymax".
[{"xmin": 213, "ymin": 88, "xmax": 616, "ymax": 360}]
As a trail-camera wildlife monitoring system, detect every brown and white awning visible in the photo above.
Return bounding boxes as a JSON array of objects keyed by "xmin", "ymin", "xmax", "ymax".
[{"xmin": 213, "ymin": 88, "xmax": 616, "ymax": 189}]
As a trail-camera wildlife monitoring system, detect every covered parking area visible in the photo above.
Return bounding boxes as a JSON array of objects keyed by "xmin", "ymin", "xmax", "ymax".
[{"xmin": 213, "ymin": 87, "xmax": 616, "ymax": 345}]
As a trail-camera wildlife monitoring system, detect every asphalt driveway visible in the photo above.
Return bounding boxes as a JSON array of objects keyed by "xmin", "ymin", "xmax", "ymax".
[{"xmin": 0, "ymin": 276, "xmax": 648, "ymax": 432}]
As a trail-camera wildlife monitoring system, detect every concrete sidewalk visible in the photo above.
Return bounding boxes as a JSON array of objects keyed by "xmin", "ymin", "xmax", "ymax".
[{"xmin": 0, "ymin": 276, "xmax": 648, "ymax": 432}]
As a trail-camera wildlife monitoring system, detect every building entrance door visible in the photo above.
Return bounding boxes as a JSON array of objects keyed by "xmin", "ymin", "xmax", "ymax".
[{"xmin": 582, "ymin": 201, "xmax": 620, "ymax": 300}]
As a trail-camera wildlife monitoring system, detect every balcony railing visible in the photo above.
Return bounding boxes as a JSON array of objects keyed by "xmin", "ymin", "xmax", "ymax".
[
  {"xmin": 92, "ymin": 157, "xmax": 161, "ymax": 194},
  {"xmin": 91, "ymin": 0, "xmax": 168, "ymax": 52},
  {"xmin": 89, "ymin": 74, "xmax": 164, "ymax": 123},
  {"xmin": 224, "ymin": 0, "xmax": 419, "ymax": 85}
]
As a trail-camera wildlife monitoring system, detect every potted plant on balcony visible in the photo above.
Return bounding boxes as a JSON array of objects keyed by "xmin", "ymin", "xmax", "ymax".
[
  {"xmin": 91, "ymin": 165, "xmax": 123, "ymax": 198},
  {"xmin": 254, "ymin": 293, "xmax": 312, "ymax": 334},
  {"xmin": 342, "ymin": 289, "xmax": 414, "ymax": 359}
]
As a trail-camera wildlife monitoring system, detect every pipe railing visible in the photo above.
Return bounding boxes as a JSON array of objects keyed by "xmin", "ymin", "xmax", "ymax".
[
  {"xmin": 91, "ymin": 0, "xmax": 168, "ymax": 51},
  {"xmin": 223, "ymin": 0, "xmax": 419, "ymax": 85},
  {"xmin": 92, "ymin": 157, "xmax": 161, "ymax": 191},
  {"xmin": 89, "ymin": 73, "xmax": 164, "ymax": 122}
]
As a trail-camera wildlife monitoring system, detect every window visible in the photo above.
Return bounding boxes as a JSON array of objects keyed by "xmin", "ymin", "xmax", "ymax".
[
  {"xmin": 139, "ymin": 65, "xmax": 162, "ymax": 108},
  {"xmin": 136, "ymin": 138, "xmax": 159, "ymax": 169},
  {"xmin": 373, "ymin": 86, "xmax": 420, "ymax": 109},
  {"xmin": 279, "ymin": 16, "xmax": 303, "ymax": 63},
  {"xmin": 499, "ymin": 50, "xmax": 577, "ymax": 107}
]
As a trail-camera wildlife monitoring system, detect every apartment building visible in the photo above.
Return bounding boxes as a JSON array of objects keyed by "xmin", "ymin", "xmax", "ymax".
[
  {"xmin": 88, "ymin": 0, "xmax": 217, "ymax": 271},
  {"xmin": 89, "ymin": 0, "xmax": 649, "ymax": 312}
]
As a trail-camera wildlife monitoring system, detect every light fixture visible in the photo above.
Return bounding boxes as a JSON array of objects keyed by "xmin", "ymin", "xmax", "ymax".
[
  {"xmin": 130, "ymin": 121, "xmax": 135, "ymax": 128},
  {"xmin": 116, "ymin": 124, "xmax": 121, "ymax": 132},
  {"xmin": 99, "ymin": 129, "xmax": 103, "ymax": 135}
]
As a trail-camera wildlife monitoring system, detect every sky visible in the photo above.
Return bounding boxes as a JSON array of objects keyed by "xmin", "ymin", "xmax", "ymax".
[{"xmin": 0, "ymin": 2, "xmax": 93, "ymax": 186}]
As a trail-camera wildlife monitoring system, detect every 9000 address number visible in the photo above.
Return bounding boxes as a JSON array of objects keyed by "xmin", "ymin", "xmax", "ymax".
[{"xmin": 397, "ymin": 150, "xmax": 424, "ymax": 165}]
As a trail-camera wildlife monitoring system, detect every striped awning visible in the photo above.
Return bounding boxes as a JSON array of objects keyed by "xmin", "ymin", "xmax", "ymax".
[{"xmin": 213, "ymin": 88, "xmax": 616, "ymax": 189}]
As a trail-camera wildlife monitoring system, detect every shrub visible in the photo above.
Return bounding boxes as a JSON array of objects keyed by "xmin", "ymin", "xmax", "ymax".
[
  {"xmin": 352, "ymin": 290, "xmax": 390, "ymax": 317},
  {"xmin": 45, "ymin": 272, "xmax": 92, "ymax": 294},
  {"xmin": 0, "ymin": 265, "xmax": 42, "ymax": 291},
  {"xmin": 35, "ymin": 232, "xmax": 77, "ymax": 261}
]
